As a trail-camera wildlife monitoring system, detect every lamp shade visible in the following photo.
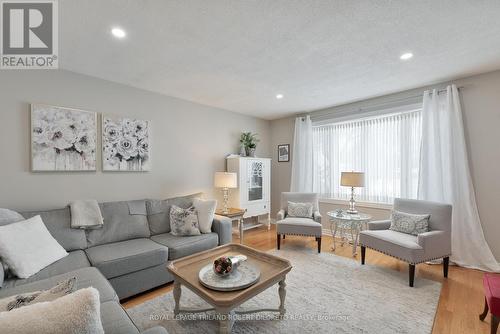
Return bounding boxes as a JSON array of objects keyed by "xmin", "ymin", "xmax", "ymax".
[
  {"xmin": 341, "ymin": 172, "xmax": 365, "ymax": 187},
  {"xmin": 214, "ymin": 172, "xmax": 237, "ymax": 188}
]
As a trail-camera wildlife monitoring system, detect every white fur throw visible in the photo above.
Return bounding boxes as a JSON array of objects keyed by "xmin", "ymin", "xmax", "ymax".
[
  {"xmin": 0, "ymin": 215, "xmax": 68, "ymax": 278},
  {"xmin": 70, "ymin": 200, "xmax": 104, "ymax": 229},
  {"xmin": 0, "ymin": 287, "xmax": 104, "ymax": 334}
]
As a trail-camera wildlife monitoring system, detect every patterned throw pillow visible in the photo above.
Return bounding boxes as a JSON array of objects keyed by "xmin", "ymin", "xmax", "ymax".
[
  {"xmin": 0, "ymin": 277, "xmax": 76, "ymax": 311},
  {"xmin": 287, "ymin": 201, "xmax": 314, "ymax": 218},
  {"xmin": 389, "ymin": 210, "xmax": 430, "ymax": 236},
  {"xmin": 169, "ymin": 205, "xmax": 201, "ymax": 236}
]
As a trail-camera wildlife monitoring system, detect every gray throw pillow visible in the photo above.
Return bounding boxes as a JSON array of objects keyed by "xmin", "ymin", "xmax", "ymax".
[
  {"xmin": 287, "ymin": 201, "xmax": 314, "ymax": 218},
  {"xmin": 0, "ymin": 277, "xmax": 76, "ymax": 311},
  {"xmin": 170, "ymin": 205, "xmax": 201, "ymax": 236},
  {"xmin": 389, "ymin": 210, "xmax": 430, "ymax": 236}
]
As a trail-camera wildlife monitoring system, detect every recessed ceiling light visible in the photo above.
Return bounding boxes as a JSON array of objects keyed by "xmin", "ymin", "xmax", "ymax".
[
  {"xmin": 111, "ymin": 27, "xmax": 126, "ymax": 39},
  {"xmin": 276, "ymin": 94, "xmax": 284, "ymax": 99},
  {"xmin": 400, "ymin": 52, "xmax": 413, "ymax": 60}
]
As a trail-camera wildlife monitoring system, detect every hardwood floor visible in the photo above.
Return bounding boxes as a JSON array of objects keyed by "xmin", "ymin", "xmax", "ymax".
[{"xmin": 122, "ymin": 226, "xmax": 490, "ymax": 334}]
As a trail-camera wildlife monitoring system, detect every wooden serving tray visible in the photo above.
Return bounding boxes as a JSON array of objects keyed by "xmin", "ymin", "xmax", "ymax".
[{"xmin": 168, "ymin": 243, "xmax": 292, "ymax": 308}]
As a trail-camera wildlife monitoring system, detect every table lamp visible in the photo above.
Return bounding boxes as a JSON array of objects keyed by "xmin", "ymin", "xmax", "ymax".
[
  {"xmin": 341, "ymin": 171, "xmax": 365, "ymax": 214},
  {"xmin": 214, "ymin": 172, "xmax": 237, "ymax": 214}
]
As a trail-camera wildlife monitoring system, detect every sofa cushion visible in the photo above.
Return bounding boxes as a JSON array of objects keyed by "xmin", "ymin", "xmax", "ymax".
[
  {"xmin": 359, "ymin": 229, "xmax": 425, "ymax": 264},
  {"xmin": 0, "ymin": 267, "xmax": 118, "ymax": 303},
  {"xmin": 21, "ymin": 207, "xmax": 87, "ymax": 251},
  {"xmin": 146, "ymin": 193, "xmax": 202, "ymax": 235},
  {"xmin": 85, "ymin": 238, "xmax": 168, "ymax": 279},
  {"xmin": 276, "ymin": 217, "xmax": 322, "ymax": 237},
  {"xmin": 100, "ymin": 301, "xmax": 139, "ymax": 334},
  {"xmin": 1, "ymin": 250, "xmax": 90, "ymax": 288},
  {"xmin": 86, "ymin": 200, "xmax": 150, "ymax": 247},
  {"xmin": 151, "ymin": 232, "xmax": 218, "ymax": 260}
]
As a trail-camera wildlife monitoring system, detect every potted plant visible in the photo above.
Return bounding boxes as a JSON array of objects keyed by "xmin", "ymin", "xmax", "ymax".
[{"xmin": 240, "ymin": 132, "xmax": 259, "ymax": 157}]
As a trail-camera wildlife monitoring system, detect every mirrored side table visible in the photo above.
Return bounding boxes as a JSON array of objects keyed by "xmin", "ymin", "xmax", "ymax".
[{"xmin": 327, "ymin": 211, "xmax": 372, "ymax": 257}]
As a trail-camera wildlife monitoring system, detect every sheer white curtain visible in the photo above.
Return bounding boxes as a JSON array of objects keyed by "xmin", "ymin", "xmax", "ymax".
[
  {"xmin": 312, "ymin": 111, "xmax": 421, "ymax": 203},
  {"xmin": 290, "ymin": 116, "xmax": 313, "ymax": 192},
  {"xmin": 418, "ymin": 85, "xmax": 500, "ymax": 272}
]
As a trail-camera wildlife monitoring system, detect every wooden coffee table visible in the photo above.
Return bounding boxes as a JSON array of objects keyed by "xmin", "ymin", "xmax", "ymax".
[{"xmin": 167, "ymin": 243, "xmax": 292, "ymax": 334}]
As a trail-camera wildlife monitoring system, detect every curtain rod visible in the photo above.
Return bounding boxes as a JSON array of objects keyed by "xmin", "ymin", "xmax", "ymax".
[{"xmin": 309, "ymin": 86, "xmax": 464, "ymax": 120}]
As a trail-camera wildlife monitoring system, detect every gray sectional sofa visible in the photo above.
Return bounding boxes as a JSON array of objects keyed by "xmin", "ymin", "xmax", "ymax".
[{"xmin": 0, "ymin": 194, "xmax": 232, "ymax": 334}]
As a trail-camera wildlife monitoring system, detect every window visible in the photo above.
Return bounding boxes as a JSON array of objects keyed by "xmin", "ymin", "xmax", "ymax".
[{"xmin": 312, "ymin": 108, "xmax": 422, "ymax": 204}]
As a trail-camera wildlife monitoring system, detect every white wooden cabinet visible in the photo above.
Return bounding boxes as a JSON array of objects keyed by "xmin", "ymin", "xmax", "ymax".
[{"xmin": 226, "ymin": 156, "xmax": 271, "ymax": 229}]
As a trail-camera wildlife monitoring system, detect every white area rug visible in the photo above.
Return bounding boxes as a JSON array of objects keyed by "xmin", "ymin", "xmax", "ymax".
[{"xmin": 127, "ymin": 246, "xmax": 441, "ymax": 333}]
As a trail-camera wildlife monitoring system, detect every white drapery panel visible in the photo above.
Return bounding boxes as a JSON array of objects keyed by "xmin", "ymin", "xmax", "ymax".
[
  {"xmin": 290, "ymin": 116, "xmax": 313, "ymax": 192},
  {"xmin": 312, "ymin": 110, "xmax": 421, "ymax": 203},
  {"xmin": 418, "ymin": 85, "xmax": 499, "ymax": 272}
]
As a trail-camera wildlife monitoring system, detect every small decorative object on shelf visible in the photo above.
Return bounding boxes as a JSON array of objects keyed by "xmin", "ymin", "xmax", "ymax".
[
  {"xmin": 334, "ymin": 208, "xmax": 344, "ymax": 217},
  {"xmin": 213, "ymin": 255, "xmax": 247, "ymax": 277},
  {"xmin": 240, "ymin": 132, "xmax": 259, "ymax": 157}
]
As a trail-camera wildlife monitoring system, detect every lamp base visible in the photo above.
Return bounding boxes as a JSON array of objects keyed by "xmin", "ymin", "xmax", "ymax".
[{"xmin": 346, "ymin": 209, "xmax": 358, "ymax": 214}]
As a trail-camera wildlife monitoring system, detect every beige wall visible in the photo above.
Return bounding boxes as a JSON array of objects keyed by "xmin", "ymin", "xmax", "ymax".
[
  {"xmin": 270, "ymin": 69, "xmax": 500, "ymax": 260},
  {"xmin": 0, "ymin": 70, "xmax": 270, "ymax": 211}
]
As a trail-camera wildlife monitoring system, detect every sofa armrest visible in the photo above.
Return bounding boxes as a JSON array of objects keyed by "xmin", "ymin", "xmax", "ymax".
[
  {"xmin": 277, "ymin": 209, "xmax": 285, "ymax": 221},
  {"xmin": 212, "ymin": 214, "xmax": 233, "ymax": 245},
  {"xmin": 313, "ymin": 211, "xmax": 322, "ymax": 224},
  {"xmin": 367, "ymin": 220, "xmax": 391, "ymax": 230},
  {"xmin": 417, "ymin": 230, "xmax": 451, "ymax": 257},
  {"xmin": 140, "ymin": 326, "xmax": 169, "ymax": 334}
]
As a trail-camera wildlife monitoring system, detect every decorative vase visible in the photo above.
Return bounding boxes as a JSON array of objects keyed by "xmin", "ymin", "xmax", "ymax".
[
  {"xmin": 248, "ymin": 147, "xmax": 256, "ymax": 157},
  {"xmin": 240, "ymin": 144, "xmax": 247, "ymax": 156}
]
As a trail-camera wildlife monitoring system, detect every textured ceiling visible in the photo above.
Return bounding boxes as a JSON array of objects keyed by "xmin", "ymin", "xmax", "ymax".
[{"xmin": 60, "ymin": 1, "xmax": 500, "ymax": 120}]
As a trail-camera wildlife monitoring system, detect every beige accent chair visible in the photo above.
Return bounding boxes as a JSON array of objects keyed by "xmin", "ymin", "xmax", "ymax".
[
  {"xmin": 276, "ymin": 192, "xmax": 322, "ymax": 253},
  {"xmin": 359, "ymin": 198, "xmax": 452, "ymax": 287}
]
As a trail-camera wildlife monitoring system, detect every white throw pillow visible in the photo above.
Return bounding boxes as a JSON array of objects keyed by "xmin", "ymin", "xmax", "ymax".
[
  {"xmin": 193, "ymin": 198, "xmax": 217, "ymax": 234},
  {"xmin": 287, "ymin": 201, "xmax": 314, "ymax": 218},
  {"xmin": 0, "ymin": 215, "xmax": 68, "ymax": 278},
  {"xmin": 0, "ymin": 287, "xmax": 104, "ymax": 334}
]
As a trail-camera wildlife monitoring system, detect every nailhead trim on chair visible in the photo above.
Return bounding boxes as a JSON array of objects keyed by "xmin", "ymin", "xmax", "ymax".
[
  {"xmin": 360, "ymin": 243, "xmax": 451, "ymax": 265},
  {"xmin": 279, "ymin": 233, "xmax": 322, "ymax": 237}
]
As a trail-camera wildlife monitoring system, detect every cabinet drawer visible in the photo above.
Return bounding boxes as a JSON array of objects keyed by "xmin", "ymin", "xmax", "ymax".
[{"xmin": 244, "ymin": 202, "xmax": 270, "ymax": 217}]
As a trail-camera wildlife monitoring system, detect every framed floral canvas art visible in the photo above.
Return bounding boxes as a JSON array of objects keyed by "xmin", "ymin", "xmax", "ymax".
[
  {"xmin": 31, "ymin": 104, "xmax": 97, "ymax": 171},
  {"xmin": 102, "ymin": 115, "xmax": 151, "ymax": 171}
]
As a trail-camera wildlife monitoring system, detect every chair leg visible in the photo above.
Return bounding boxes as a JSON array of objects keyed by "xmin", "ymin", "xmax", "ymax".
[
  {"xmin": 316, "ymin": 237, "xmax": 321, "ymax": 253},
  {"xmin": 361, "ymin": 246, "xmax": 366, "ymax": 265},
  {"xmin": 480, "ymin": 297, "xmax": 489, "ymax": 321},
  {"xmin": 277, "ymin": 233, "xmax": 281, "ymax": 250},
  {"xmin": 443, "ymin": 256, "xmax": 449, "ymax": 278},
  {"xmin": 283, "ymin": 235, "xmax": 285, "ymax": 239},
  {"xmin": 492, "ymin": 314, "xmax": 500, "ymax": 334},
  {"xmin": 409, "ymin": 264, "xmax": 415, "ymax": 287}
]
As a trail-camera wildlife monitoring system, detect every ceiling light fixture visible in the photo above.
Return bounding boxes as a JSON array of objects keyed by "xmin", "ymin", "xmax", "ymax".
[
  {"xmin": 276, "ymin": 94, "xmax": 284, "ymax": 99},
  {"xmin": 400, "ymin": 52, "xmax": 413, "ymax": 60},
  {"xmin": 111, "ymin": 27, "xmax": 126, "ymax": 39}
]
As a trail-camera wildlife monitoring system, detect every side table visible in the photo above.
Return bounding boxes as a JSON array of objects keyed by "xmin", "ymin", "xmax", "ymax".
[
  {"xmin": 215, "ymin": 208, "xmax": 246, "ymax": 244},
  {"xmin": 327, "ymin": 211, "xmax": 371, "ymax": 257}
]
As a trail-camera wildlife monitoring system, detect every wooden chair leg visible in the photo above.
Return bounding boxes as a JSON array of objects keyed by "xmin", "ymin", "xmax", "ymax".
[
  {"xmin": 492, "ymin": 314, "xmax": 499, "ymax": 334},
  {"xmin": 361, "ymin": 246, "xmax": 366, "ymax": 265},
  {"xmin": 409, "ymin": 264, "xmax": 415, "ymax": 287},
  {"xmin": 443, "ymin": 256, "xmax": 449, "ymax": 278},
  {"xmin": 283, "ymin": 235, "xmax": 285, "ymax": 239},
  {"xmin": 277, "ymin": 233, "xmax": 281, "ymax": 250},
  {"xmin": 316, "ymin": 237, "xmax": 321, "ymax": 253},
  {"xmin": 479, "ymin": 297, "xmax": 489, "ymax": 321}
]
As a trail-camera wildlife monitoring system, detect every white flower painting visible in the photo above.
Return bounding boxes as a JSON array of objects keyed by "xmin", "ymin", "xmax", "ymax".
[
  {"xmin": 102, "ymin": 116, "xmax": 151, "ymax": 171},
  {"xmin": 31, "ymin": 104, "xmax": 97, "ymax": 171}
]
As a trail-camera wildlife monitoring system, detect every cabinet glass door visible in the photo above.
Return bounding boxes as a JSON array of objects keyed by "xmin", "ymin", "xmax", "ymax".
[{"xmin": 248, "ymin": 160, "xmax": 263, "ymax": 201}]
